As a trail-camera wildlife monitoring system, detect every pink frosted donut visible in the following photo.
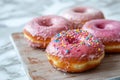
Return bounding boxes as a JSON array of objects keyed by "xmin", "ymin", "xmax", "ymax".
[
  {"xmin": 60, "ymin": 6, "xmax": 104, "ymax": 29},
  {"xmin": 82, "ymin": 19, "xmax": 120, "ymax": 53},
  {"xmin": 23, "ymin": 15, "xmax": 72, "ymax": 48},
  {"xmin": 46, "ymin": 29, "xmax": 104, "ymax": 72}
]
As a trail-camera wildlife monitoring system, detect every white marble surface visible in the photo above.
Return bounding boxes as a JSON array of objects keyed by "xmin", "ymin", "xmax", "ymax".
[{"xmin": 0, "ymin": 0, "xmax": 120, "ymax": 80}]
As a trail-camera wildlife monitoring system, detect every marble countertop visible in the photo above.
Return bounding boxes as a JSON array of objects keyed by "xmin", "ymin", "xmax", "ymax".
[{"xmin": 0, "ymin": 0, "xmax": 120, "ymax": 80}]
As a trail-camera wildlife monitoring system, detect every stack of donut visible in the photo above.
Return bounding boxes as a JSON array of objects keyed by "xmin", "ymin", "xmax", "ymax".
[{"xmin": 23, "ymin": 6, "xmax": 120, "ymax": 73}]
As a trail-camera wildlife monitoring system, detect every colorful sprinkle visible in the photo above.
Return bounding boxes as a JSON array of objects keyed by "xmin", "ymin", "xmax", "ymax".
[
  {"xmin": 54, "ymin": 39, "xmax": 60, "ymax": 42},
  {"xmin": 86, "ymin": 37, "xmax": 89, "ymax": 40},
  {"xmin": 61, "ymin": 40, "xmax": 66, "ymax": 47},
  {"xmin": 76, "ymin": 29, "xmax": 79, "ymax": 32},
  {"xmin": 80, "ymin": 41, "xmax": 85, "ymax": 45},
  {"xmin": 94, "ymin": 39, "xmax": 99, "ymax": 43},
  {"xmin": 98, "ymin": 48, "xmax": 101, "ymax": 51},
  {"xmin": 55, "ymin": 30, "xmax": 101, "ymax": 50},
  {"xmin": 86, "ymin": 43, "xmax": 91, "ymax": 47},
  {"xmin": 65, "ymin": 50, "xmax": 69, "ymax": 54},
  {"xmin": 56, "ymin": 33, "xmax": 61, "ymax": 37}
]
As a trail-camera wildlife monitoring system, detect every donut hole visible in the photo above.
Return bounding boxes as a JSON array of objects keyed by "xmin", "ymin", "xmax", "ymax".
[
  {"xmin": 73, "ymin": 8, "xmax": 86, "ymax": 13},
  {"xmin": 96, "ymin": 24, "xmax": 105, "ymax": 29},
  {"xmin": 65, "ymin": 37, "xmax": 78, "ymax": 44},
  {"xmin": 39, "ymin": 20, "xmax": 53, "ymax": 27}
]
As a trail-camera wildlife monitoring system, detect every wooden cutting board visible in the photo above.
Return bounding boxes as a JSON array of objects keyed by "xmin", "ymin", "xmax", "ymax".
[{"xmin": 10, "ymin": 32, "xmax": 120, "ymax": 80}]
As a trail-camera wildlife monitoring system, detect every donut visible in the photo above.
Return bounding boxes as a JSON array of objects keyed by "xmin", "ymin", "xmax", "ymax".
[
  {"xmin": 46, "ymin": 29, "xmax": 104, "ymax": 72},
  {"xmin": 23, "ymin": 15, "xmax": 72, "ymax": 48},
  {"xmin": 60, "ymin": 6, "xmax": 104, "ymax": 29},
  {"xmin": 82, "ymin": 19, "xmax": 120, "ymax": 53}
]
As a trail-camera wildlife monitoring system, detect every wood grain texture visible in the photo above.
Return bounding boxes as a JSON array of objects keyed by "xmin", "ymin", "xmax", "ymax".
[{"xmin": 11, "ymin": 32, "xmax": 120, "ymax": 80}]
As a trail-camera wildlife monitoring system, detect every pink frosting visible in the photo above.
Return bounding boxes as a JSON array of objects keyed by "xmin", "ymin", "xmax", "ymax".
[
  {"xmin": 46, "ymin": 29, "xmax": 104, "ymax": 60},
  {"xmin": 82, "ymin": 19, "xmax": 120, "ymax": 42},
  {"xmin": 60, "ymin": 6, "xmax": 104, "ymax": 28},
  {"xmin": 24, "ymin": 15, "xmax": 72, "ymax": 38}
]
